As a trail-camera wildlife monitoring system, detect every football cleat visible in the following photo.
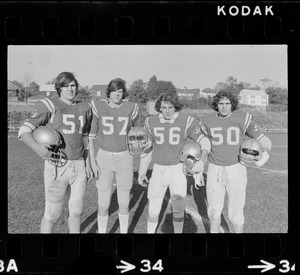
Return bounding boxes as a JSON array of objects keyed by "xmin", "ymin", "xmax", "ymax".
[
  {"xmin": 239, "ymin": 138, "xmax": 263, "ymax": 166},
  {"xmin": 179, "ymin": 141, "xmax": 202, "ymax": 176},
  {"xmin": 126, "ymin": 126, "xmax": 149, "ymax": 155},
  {"xmin": 33, "ymin": 126, "xmax": 67, "ymax": 167}
]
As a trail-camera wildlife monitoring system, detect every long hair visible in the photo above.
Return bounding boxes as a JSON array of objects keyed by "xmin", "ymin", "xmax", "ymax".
[
  {"xmin": 106, "ymin": 78, "xmax": 128, "ymax": 99},
  {"xmin": 211, "ymin": 90, "xmax": 239, "ymax": 112},
  {"xmin": 55, "ymin": 72, "xmax": 78, "ymax": 96},
  {"xmin": 155, "ymin": 93, "xmax": 183, "ymax": 112}
]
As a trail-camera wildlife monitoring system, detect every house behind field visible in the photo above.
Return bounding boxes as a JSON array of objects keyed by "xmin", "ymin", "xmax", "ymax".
[
  {"xmin": 176, "ymin": 88, "xmax": 201, "ymax": 100},
  {"xmin": 39, "ymin": 84, "xmax": 56, "ymax": 97},
  {"xmin": 90, "ymin": 85, "xmax": 107, "ymax": 100},
  {"xmin": 7, "ymin": 80, "xmax": 24, "ymax": 101},
  {"xmin": 199, "ymin": 90, "xmax": 216, "ymax": 98},
  {"xmin": 146, "ymin": 100, "xmax": 158, "ymax": 115},
  {"xmin": 239, "ymin": 89, "xmax": 268, "ymax": 110}
]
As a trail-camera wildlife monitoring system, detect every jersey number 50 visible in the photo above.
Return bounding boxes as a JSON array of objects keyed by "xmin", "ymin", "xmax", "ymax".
[{"xmin": 210, "ymin": 126, "xmax": 240, "ymax": 145}]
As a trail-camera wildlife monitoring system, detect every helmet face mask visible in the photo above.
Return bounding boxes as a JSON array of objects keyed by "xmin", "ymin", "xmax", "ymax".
[
  {"xmin": 126, "ymin": 126, "xmax": 149, "ymax": 155},
  {"xmin": 47, "ymin": 145, "xmax": 67, "ymax": 167},
  {"xmin": 179, "ymin": 142, "xmax": 201, "ymax": 176},
  {"xmin": 239, "ymin": 138, "xmax": 262, "ymax": 165},
  {"xmin": 33, "ymin": 126, "xmax": 67, "ymax": 167}
]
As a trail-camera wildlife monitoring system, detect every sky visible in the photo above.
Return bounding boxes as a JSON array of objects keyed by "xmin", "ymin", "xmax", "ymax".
[{"xmin": 8, "ymin": 45, "xmax": 287, "ymax": 90}]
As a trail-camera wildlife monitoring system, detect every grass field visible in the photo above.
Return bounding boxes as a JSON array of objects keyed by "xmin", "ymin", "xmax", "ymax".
[{"xmin": 7, "ymin": 132, "xmax": 288, "ymax": 234}]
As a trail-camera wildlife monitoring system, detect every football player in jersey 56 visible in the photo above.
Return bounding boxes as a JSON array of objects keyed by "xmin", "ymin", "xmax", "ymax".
[
  {"xmin": 88, "ymin": 78, "xmax": 140, "ymax": 233},
  {"xmin": 199, "ymin": 90, "xmax": 272, "ymax": 233},
  {"xmin": 18, "ymin": 72, "xmax": 93, "ymax": 233},
  {"xmin": 138, "ymin": 93, "xmax": 211, "ymax": 233}
]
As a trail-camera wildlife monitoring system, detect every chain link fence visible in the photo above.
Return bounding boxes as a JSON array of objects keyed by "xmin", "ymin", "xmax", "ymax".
[{"xmin": 7, "ymin": 111, "xmax": 32, "ymax": 132}]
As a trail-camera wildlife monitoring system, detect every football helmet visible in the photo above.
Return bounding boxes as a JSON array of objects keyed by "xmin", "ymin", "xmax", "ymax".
[
  {"xmin": 179, "ymin": 141, "xmax": 201, "ymax": 176},
  {"xmin": 239, "ymin": 138, "xmax": 263, "ymax": 166},
  {"xmin": 33, "ymin": 126, "xmax": 67, "ymax": 167},
  {"xmin": 126, "ymin": 126, "xmax": 149, "ymax": 155}
]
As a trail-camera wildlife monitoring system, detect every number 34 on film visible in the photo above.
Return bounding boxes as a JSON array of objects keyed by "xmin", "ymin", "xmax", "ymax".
[
  {"xmin": 117, "ymin": 259, "xmax": 163, "ymax": 273},
  {"xmin": 0, "ymin": 259, "xmax": 18, "ymax": 273}
]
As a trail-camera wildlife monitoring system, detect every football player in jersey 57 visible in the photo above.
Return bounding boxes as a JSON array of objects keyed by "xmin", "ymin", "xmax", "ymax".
[
  {"xmin": 88, "ymin": 78, "xmax": 140, "ymax": 233},
  {"xmin": 18, "ymin": 72, "xmax": 93, "ymax": 233},
  {"xmin": 199, "ymin": 90, "xmax": 272, "ymax": 233},
  {"xmin": 138, "ymin": 93, "xmax": 211, "ymax": 233}
]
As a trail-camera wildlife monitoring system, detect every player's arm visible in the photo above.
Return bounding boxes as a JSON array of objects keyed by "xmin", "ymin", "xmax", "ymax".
[
  {"xmin": 131, "ymin": 103, "xmax": 140, "ymax": 127},
  {"xmin": 87, "ymin": 137, "xmax": 95, "ymax": 162},
  {"xmin": 137, "ymin": 116, "xmax": 153, "ymax": 187},
  {"xmin": 255, "ymin": 135, "xmax": 272, "ymax": 167},
  {"xmin": 19, "ymin": 131, "xmax": 51, "ymax": 160},
  {"xmin": 80, "ymin": 103, "xmax": 94, "ymax": 180},
  {"xmin": 191, "ymin": 134, "xmax": 211, "ymax": 188},
  {"xmin": 18, "ymin": 100, "xmax": 53, "ymax": 159},
  {"xmin": 245, "ymin": 115, "xmax": 272, "ymax": 167},
  {"xmin": 88, "ymin": 102, "xmax": 101, "ymax": 178},
  {"xmin": 199, "ymin": 136, "xmax": 211, "ymax": 161},
  {"xmin": 138, "ymin": 150, "xmax": 153, "ymax": 187},
  {"xmin": 82, "ymin": 135, "xmax": 93, "ymax": 181},
  {"xmin": 88, "ymin": 136, "xmax": 100, "ymax": 178},
  {"xmin": 191, "ymin": 135, "xmax": 211, "ymax": 174},
  {"xmin": 82, "ymin": 136, "xmax": 90, "ymax": 161},
  {"xmin": 259, "ymin": 135, "xmax": 272, "ymax": 154},
  {"xmin": 188, "ymin": 118, "xmax": 211, "ymax": 174}
]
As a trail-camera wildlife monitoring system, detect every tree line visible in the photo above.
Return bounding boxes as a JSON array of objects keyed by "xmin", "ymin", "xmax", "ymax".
[
  {"xmin": 126, "ymin": 75, "xmax": 287, "ymax": 111},
  {"xmin": 10, "ymin": 75, "xmax": 287, "ymax": 110}
]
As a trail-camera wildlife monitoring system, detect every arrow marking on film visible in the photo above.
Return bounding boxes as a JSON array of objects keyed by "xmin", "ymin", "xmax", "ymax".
[
  {"xmin": 248, "ymin": 260, "xmax": 275, "ymax": 273},
  {"xmin": 116, "ymin": 260, "xmax": 136, "ymax": 273}
]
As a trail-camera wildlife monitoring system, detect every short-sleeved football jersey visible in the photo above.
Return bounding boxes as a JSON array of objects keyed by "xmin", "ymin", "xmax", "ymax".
[
  {"xmin": 144, "ymin": 112, "xmax": 206, "ymax": 166},
  {"xmin": 18, "ymin": 98, "xmax": 92, "ymax": 160},
  {"xmin": 200, "ymin": 110, "xmax": 265, "ymax": 166},
  {"xmin": 89, "ymin": 100, "xmax": 139, "ymax": 152}
]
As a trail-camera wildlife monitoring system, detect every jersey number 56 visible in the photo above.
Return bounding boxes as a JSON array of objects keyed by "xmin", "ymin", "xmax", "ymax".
[{"xmin": 153, "ymin": 127, "xmax": 181, "ymax": 145}]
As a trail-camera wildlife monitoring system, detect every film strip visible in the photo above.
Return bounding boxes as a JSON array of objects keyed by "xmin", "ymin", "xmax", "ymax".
[{"xmin": 2, "ymin": 1, "xmax": 296, "ymax": 274}]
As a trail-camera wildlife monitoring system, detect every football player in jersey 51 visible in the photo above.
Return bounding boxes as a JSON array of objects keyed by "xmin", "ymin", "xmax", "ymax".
[
  {"xmin": 18, "ymin": 72, "xmax": 93, "ymax": 233},
  {"xmin": 138, "ymin": 93, "xmax": 211, "ymax": 233},
  {"xmin": 199, "ymin": 90, "xmax": 272, "ymax": 233},
  {"xmin": 88, "ymin": 78, "xmax": 140, "ymax": 233}
]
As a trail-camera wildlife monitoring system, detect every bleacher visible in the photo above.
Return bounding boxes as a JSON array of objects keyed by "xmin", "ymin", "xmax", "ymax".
[
  {"xmin": 249, "ymin": 111, "xmax": 287, "ymax": 133},
  {"xmin": 186, "ymin": 109, "xmax": 287, "ymax": 133}
]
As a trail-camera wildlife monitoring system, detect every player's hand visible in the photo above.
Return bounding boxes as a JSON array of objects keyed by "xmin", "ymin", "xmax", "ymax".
[
  {"xmin": 238, "ymin": 156, "xmax": 246, "ymax": 166},
  {"xmin": 91, "ymin": 161, "xmax": 101, "ymax": 179},
  {"xmin": 193, "ymin": 172, "xmax": 204, "ymax": 190},
  {"xmin": 254, "ymin": 151, "xmax": 270, "ymax": 167},
  {"xmin": 34, "ymin": 144, "xmax": 52, "ymax": 160},
  {"xmin": 138, "ymin": 173, "xmax": 148, "ymax": 187},
  {"xmin": 85, "ymin": 164, "xmax": 94, "ymax": 182},
  {"xmin": 143, "ymin": 140, "xmax": 153, "ymax": 153},
  {"xmin": 191, "ymin": 160, "xmax": 205, "ymax": 174}
]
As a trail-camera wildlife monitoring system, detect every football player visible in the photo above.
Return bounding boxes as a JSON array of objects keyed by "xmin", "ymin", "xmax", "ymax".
[
  {"xmin": 199, "ymin": 90, "xmax": 272, "ymax": 233},
  {"xmin": 18, "ymin": 72, "xmax": 93, "ymax": 233},
  {"xmin": 138, "ymin": 93, "xmax": 211, "ymax": 233},
  {"xmin": 88, "ymin": 78, "xmax": 140, "ymax": 233}
]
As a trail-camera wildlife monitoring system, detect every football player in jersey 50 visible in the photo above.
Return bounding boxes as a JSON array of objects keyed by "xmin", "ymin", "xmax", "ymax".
[
  {"xmin": 138, "ymin": 93, "xmax": 211, "ymax": 233},
  {"xmin": 199, "ymin": 90, "xmax": 272, "ymax": 233},
  {"xmin": 88, "ymin": 78, "xmax": 140, "ymax": 233},
  {"xmin": 18, "ymin": 72, "xmax": 93, "ymax": 233}
]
